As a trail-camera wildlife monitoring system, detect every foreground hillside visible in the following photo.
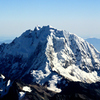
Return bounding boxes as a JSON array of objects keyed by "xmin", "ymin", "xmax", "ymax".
[{"xmin": 1, "ymin": 79, "xmax": 100, "ymax": 100}]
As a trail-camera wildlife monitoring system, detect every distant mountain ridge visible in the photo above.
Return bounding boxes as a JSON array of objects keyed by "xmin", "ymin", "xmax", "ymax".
[
  {"xmin": 0, "ymin": 40, "xmax": 12, "ymax": 44},
  {"xmin": 86, "ymin": 38, "xmax": 100, "ymax": 52},
  {"xmin": 0, "ymin": 25, "xmax": 100, "ymax": 94}
]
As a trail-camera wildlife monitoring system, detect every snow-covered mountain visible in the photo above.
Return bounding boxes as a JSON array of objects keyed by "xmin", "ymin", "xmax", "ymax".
[
  {"xmin": 0, "ymin": 25, "xmax": 100, "ymax": 93},
  {"xmin": 86, "ymin": 38, "xmax": 100, "ymax": 52}
]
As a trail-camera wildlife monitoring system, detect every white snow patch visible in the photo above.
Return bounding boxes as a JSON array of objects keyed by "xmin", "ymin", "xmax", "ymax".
[
  {"xmin": 31, "ymin": 62, "xmax": 51, "ymax": 85},
  {"xmin": 31, "ymin": 70, "xmax": 45, "ymax": 83},
  {"xmin": 19, "ymin": 92, "xmax": 26, "ymax": 100},
  {"xmin": 35, "ymin": 25, "xmax": 41, "ymax": 31},
  {"xmin": 44, "ymin": 62, "xmax": 51, "ymax": 76},
  {"xmin": 0, "ymin": 89, "xmax": 3, "ymax": 92},
  {"xmin": 1, "ymin": 74, "xmax": 5, "ymax": 79},
  {"xmin": 7, "ymin": 80, "xmax": 11, "ymax": 87},
  {"xmin": 22, "ymin": 86, "xmax": 32, "ymax": 92},
  {"xmin": 53, "ymin": 64, "xmax": 100, "ymax": 83},
  {"xmin": 47, "ymin": 75, "xmax": 62, "ymax": 93}
]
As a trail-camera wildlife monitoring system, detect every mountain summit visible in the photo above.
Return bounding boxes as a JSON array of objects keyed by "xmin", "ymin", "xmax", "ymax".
[{"xmin": 0, "ymin": 25, "xmax": 100, "ymax": 92}]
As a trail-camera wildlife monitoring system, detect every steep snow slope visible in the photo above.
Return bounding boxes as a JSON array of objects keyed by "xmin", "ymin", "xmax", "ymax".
[{"xmin": 0, "ymin": 25, "xmax": 100, "ymax": 92}]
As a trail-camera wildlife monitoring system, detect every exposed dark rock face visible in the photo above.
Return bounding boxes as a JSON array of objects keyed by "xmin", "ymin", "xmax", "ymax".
[
  {"xmin": 16, "ymin": 80, "xmax": 55, "ymax": 100},
  {"xmin": 52, "ymin": 82, "xmax": 100, "ymax": 100},
  {"xmin": 0, "ymin": 80, "xmax": 55, "ymax": 100},
  {"xmin": 1, "ymin": 82, "xmax": 19, "ymax": 100},
  {"xmin": 1, "ymin": 80, "xmax": 100, "ymax": 100}
]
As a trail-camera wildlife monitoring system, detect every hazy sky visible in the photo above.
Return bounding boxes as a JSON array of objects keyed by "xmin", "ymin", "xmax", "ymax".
[{"xmin": 0, "ymin": 0, "xmax": 100, "ymax": 40}]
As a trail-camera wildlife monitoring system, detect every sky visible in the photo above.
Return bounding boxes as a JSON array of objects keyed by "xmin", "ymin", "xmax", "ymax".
[{"xmin": 0, "ymin": 0, "xmax": 100, "ymax": 41}]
